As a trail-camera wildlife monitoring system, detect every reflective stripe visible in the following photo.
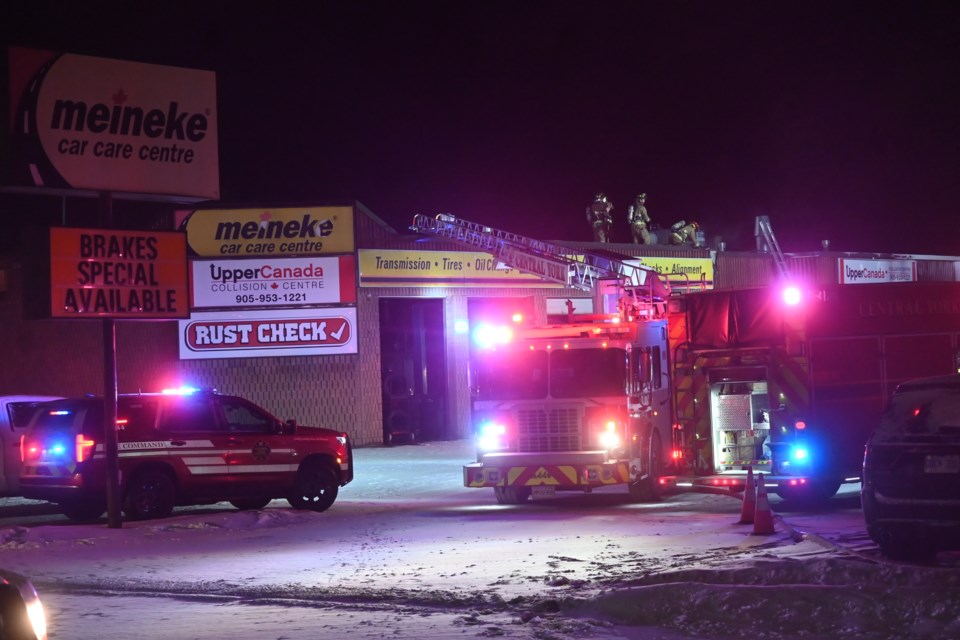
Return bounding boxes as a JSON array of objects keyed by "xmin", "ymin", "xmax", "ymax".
[{"xmin": 187, "ymin": 464, "xmax": 299, "ymax": 475}]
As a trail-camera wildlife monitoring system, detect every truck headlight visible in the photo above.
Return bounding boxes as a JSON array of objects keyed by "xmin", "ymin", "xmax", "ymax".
[{"xmin": 477, "ymin": 421, "xmax": 508, "ymax": 452}]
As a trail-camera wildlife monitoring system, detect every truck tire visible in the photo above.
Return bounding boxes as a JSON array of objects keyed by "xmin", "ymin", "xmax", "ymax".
[
  {"xmin": 124, "ymin": 469, "xmax": 176, "ymax": 520},
  {"xmin": 628, "ymin": 430, "xmax": 663, "ymax": 502},
  {"xmin": 494, "ymin": 487, "xmax": 531, "ymax": 505},
  {"xmin": 287, "ymin": 460, "xmax": 339, "ymax": 512}
]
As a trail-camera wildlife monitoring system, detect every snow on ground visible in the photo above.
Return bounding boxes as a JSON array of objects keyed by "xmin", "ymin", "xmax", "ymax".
[{"xmin": 1, "ymin": 439, "xmax": 959, "ymax": 639}]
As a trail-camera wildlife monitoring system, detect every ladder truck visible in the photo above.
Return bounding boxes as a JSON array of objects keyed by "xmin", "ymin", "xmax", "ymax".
[
  {"xmin": 413, "ymin": 213, "xmax": 960, "ymax": 505},
  {"xmin": 410, "ymin": 213, "xmax": 677, "ymax": 504}
]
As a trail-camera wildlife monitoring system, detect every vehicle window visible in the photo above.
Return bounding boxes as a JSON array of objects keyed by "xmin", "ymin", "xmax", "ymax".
[
  {"xmin": 551, "ymin": 348, "xmax": 627, "ymax": 398},
  {"xmin": 474, "ymin": 349, "xmax": 548, "ymax": 400},
  {"xmin": 875, "ymin": 384, "xmax": 960, "ymax": 441},
  {"xmin": 220, "ymin": 398, "xmax": 275, "ymax": 433},
  {"xmin": 158, "ymin": 396, "xmax": 220, "ymax": 433},
  {"xmin": 7, "ymin": 402, "xmax": 48, "ymax": 431},
  {"xmin": 117, "ymin": 399, "xmax": 160, "ymax": 434},
  {"xmin": 32, "ymin": 401, "xmax": 103, "ymax": 435}
]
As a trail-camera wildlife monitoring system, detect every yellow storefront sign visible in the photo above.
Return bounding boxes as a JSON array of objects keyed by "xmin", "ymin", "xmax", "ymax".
[
  {"xmin": 627, "ymin": 256, "xmax": 714, "ymax": 291},
  {"xmin": 359, "ymin": 249, "xmax": 562, "ymax": 288},
  {"xmin": 180, "ymin": 206, "xmax": 355, "ymax": 257}
]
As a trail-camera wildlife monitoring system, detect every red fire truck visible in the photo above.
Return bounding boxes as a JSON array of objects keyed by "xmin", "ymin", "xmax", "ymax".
[{"xmin": 411, "ymin": 215, "xmax": 960, "ymax": 504}]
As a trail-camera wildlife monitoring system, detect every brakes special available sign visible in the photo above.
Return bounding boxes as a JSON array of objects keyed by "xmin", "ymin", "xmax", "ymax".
[
  {"xmin": 179, "ymin": 307, "xmax": 357, "ymax": 360},
  {"xmin": 6, "ymin": 47, "xmax": 219, "ymax": 198},
  {"xmin": 50, "ymin": 227, "xmax": 189, "ymax": 319}
]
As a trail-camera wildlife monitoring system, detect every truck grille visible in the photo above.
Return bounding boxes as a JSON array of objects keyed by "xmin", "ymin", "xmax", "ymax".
[{"xmin": 516, "ymin": 406, "xmax": 581, "ymax": 451}]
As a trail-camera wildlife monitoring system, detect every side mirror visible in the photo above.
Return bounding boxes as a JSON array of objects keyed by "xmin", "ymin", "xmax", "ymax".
[{"xmin": 285, "ymin": 419, "xmax": 298, "ymax": 434}]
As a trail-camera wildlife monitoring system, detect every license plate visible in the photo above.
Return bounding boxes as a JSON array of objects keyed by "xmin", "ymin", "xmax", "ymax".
[
  {"xmin": 531, "ymin": 486, "xmax": 556, "ymax": 498},
  {"xmin": 924, "ymin": 454, "xmax": 960, "ymax": 474}
]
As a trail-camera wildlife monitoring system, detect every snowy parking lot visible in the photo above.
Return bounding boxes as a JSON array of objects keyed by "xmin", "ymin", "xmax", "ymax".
[{"xmin": 2, "ymin": 439, "xmax": 958, "ymax": 640}]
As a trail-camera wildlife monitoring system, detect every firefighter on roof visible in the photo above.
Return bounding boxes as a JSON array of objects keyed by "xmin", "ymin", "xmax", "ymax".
[
  {"xmin": 586, "ymin": 192, "xmax": 613, "ymax": 242},
  {"xmin": 628, "ymin": 193, "xmax": 652, "ymax": 244},
  {"xmin": 669, "ymin": 220, "xmax": 702, "ymax": 247}
]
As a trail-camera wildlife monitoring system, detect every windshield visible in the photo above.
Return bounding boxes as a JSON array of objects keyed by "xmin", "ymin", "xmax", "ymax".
[
  {"xmin": 474, "ymin": 349, "xmax": 548, "ymax": 400},
  {"xmin": 474, "ymin": 347, "xmax": 627, "ymax": 401},
  {"xmin": 550, "ymin": 348, "xmax": 627, "ymax": 398},
  {"xmin": 874, "ymin": 383, "xmax": 960, "ymax": 442}
]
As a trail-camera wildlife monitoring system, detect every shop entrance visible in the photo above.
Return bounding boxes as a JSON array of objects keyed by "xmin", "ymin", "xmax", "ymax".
[{"xmin": 379, "ymin": 298, "xmax": 448, "ymax": 444}]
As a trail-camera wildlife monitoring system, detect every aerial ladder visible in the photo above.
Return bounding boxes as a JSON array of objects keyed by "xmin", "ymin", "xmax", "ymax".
[
  {"xmin": 754, "ymin": 215, "xmax": 790, "ymax": 280},
  {"xmin": 410, "ymin": 213, "xmax": 671, "ymax": 317}
]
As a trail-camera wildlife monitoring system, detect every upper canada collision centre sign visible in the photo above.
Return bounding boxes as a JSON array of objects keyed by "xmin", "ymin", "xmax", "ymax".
[
  {"xmin": 6, "ymin": 47, "xmax": 219, "ymax": 199},
  {"xmin": 50, "ymin": 227, "xmax": 189, "ymax": 319}
]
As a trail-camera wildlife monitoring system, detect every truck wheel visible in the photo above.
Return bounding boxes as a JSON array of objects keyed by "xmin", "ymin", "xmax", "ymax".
[
  {"xmin": 287, "ymin": 461, "xmax": 339, "ymax": 512},
  {"xmin": 124, "ymin": 469, "xmax": 176, "ymax": 520},
  {"xmin": 61, "ymin": 500, "xmax": 106, "ymax": 521},
  {"xmin": 229, "ymin": 497, "xmax": 272, "ymax": 511},
  {"xmin": 628, "ymin": 431, "xmax": 663, "ymax": 502},
  {"xmin": 494, "ymin": 487, "xmax": 531, "ymax": 505}
]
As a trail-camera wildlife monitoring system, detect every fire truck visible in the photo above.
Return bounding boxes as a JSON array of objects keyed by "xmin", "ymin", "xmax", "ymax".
[{"xmin": 411, "ymin": 214, "xmax": 960, "ymax": 504}]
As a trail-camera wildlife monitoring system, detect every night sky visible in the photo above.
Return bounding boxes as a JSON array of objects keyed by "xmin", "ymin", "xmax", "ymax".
[{"xmin": 3, "ymin": 2, "xmax": 959, "ymax": 254}]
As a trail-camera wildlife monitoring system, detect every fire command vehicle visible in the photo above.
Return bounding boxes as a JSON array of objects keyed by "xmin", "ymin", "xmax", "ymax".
[
  {"xmin": 411, "ymin": 214, "xmax": 960, "ymax": 504},
  {"xmin": 19, "ymin": 388, "xmax": 353, "ymax": 520}
]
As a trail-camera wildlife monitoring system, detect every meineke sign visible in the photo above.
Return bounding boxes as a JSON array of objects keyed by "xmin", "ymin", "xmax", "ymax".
[{"xmin": 6, "ymin": 47, "xmax": 219, "ymax": 199}]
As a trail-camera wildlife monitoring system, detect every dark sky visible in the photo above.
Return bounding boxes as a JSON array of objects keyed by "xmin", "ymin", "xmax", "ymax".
[{"xmin": 3, "ymin": 2, "xmax": 960, "ymax": 254}]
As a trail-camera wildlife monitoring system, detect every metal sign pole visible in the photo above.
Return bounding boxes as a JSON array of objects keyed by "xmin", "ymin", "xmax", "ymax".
[{"xmin": 100, "ymin": 191, "xmax": 122, "ymax": 529}]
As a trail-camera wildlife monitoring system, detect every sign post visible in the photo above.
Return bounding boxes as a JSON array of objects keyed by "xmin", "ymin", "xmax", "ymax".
[
  {"xmin": 49, "ymin": 222, "xmax": 189, "ymax": 527},
  {"xmin": 98, "ymin": 192, "xmax": 121, "ymax": 528}
]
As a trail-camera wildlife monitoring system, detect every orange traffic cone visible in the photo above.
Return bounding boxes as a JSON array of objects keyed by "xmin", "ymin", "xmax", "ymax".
[
  {"xmin": 737, "ymin": 467, "xmax": 756, "ymax": 524},
  {"xmin": 751, "ymin": 473, "xmax": 776, "ymax": 535}
]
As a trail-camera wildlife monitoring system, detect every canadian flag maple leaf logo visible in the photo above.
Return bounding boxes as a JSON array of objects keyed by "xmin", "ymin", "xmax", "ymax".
[{"xmin": 112, "ymin": 88, "xmax": 128, "ymax": 105}]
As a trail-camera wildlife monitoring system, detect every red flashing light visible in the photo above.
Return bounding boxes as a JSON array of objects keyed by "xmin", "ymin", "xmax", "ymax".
[
  {"xmin": 795, "ymin": 420, "xmax": 806, "ymax": 430},
  {"xmin": 782, "ymin": 285, "xmax": 803, "ymax": 306},
  {"xmin": 671, "ymin": 449, "xmax": 684, "ymax": 460}
]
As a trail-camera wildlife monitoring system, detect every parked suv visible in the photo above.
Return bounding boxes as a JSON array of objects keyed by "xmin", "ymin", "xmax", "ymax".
[
  {"xmin": 19, "ymin": 389, "xmax": 353, "ymax": 521},
  {"xmin": 862, "ymin": 374, "xmax": 960, "ymax": 561},
  {"xmin": 0, "ymin": 395, "xmax": 61, "ymax": 497}
]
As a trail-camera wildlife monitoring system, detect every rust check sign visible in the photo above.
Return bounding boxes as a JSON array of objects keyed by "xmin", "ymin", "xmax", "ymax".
[{"xmin": 50, "ymin": 227, "xmax": 189, "ymax": 319}]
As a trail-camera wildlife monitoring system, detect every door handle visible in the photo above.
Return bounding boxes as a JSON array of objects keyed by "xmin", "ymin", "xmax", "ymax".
[{"xmin": 169, "ymin": 440, "xmax": 187, "ymax": 446}]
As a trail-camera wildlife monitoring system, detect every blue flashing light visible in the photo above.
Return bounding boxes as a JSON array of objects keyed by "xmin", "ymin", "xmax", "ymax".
[
  {"xmin": 162, "ymin": 386, "xmax": 200, "ymax": 395},
  {"xmin": 477, "ymin": 421, "xmax": 508, "ymax": 452},
  {"xmin": 790, "ymin": 446, "xmax": 810, "ymax": 462},
  {"xmin": 472, "ymin": 324, "xmax": 513, "ymax": 349},
  {"xmin": 49, "ymin": 442, "xmax": 67, "ymax": 456}
]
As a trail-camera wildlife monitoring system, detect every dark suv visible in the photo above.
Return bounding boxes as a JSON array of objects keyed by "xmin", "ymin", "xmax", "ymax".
[
  {"xmin": 862, "ymin": 374, "xmax": 960, "ymax": 561},
  {"xmin": 20, "ymin": 389, "xmax": 353, "ymax": 521}
]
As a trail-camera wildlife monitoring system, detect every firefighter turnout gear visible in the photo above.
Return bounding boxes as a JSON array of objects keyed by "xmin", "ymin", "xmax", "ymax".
[
  {"xmin": 586, "ymin": 192, "xmax": 614, "ymax": 242},
  {"xmin": 628, "ymin": 193, "xmax": 653, "ymax": 244},
  {"xmin": 669, "ymin": 220, "xmax": 701, "ymax": 247}
]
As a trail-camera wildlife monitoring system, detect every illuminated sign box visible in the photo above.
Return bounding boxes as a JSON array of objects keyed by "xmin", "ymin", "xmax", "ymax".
[
  {"xmin": 7, "ymin": 47, "xmax": 219, "ymax": 199},
  {"xmin": 190, "ymin": 255, "xmax": 357, "ymax": 310},
  {"xmin": 178, "ymin": 206, "xmax": 355, "ymax": 258},
  {"xmin": 49, "ymin": 227, "xmax": 189, "ymax": 319},
  {"xmin": 179, "ymin": 307, "xmax": 358, "ymax": 360}
]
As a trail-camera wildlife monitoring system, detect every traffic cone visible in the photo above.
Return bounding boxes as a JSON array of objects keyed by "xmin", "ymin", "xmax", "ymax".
[
  {"xmin": 751, "ymin": 473, "xmax": 776, "ymax": 535},
  {"xmin": 737, "ymin": 467, "xmax": 756, "ymax": 524}
]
